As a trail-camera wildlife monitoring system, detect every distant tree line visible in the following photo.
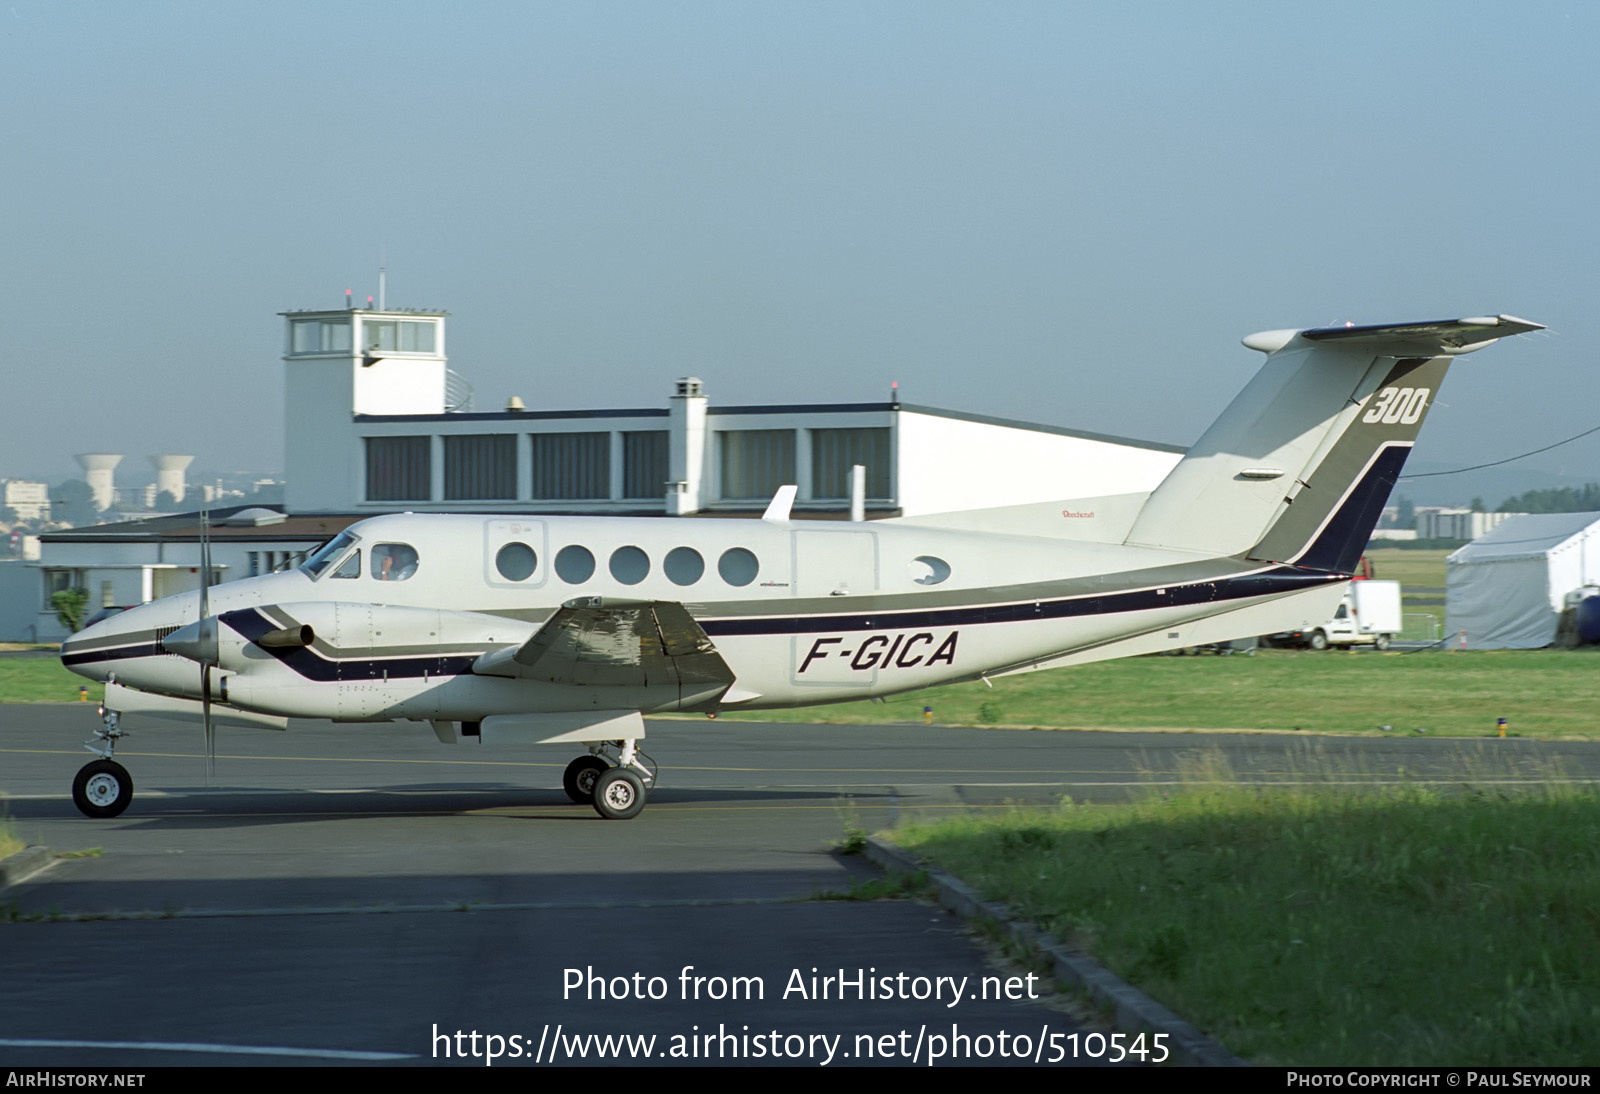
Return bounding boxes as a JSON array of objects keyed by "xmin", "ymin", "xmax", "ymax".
[{"xmin": 1496, "ymin": 483, "xmax": 1600, "ymax": 514}]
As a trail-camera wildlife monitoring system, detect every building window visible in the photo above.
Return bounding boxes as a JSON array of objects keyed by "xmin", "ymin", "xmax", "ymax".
[
  {"xmin": 622, "ymin": 431, "xmax": 668, "ymax": 499},
  {"xmin": 531, "ymin": 432, "xmax": 610, "ymax": 500},
  {"xmin": 719, "ymin": 430, "xmax": 795, "ymax": 500},
  {"xmin": 365, "ymin": 436, "xmax": 431, "ymax": 501},
  {"xmin": 43, "ymin": 569, "xmax": 84, "ymax": 605},
  {"xmin": 289, "ymin": 318, "xmax": 352, "ymax": 355},
  {"xmin": 361, "ymin": 319, "xmax": 437, "ymax": 354},
  {"xmin": 811, "ymin": 428, "xmax": 890, "ymax": 499},
  {"xmin": 444, "ymin": 434, "xmax": 516, "ymax": 500}
]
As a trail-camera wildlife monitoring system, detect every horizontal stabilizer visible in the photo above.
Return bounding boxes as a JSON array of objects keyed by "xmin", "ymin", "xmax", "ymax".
[
  {"xmin": 1299, "ymin": 315, "xmax": 1544, "ymax": 353},
  {"xmin": 1244, "ymin": 315, "xmax": 1544, "ymax": 356}
]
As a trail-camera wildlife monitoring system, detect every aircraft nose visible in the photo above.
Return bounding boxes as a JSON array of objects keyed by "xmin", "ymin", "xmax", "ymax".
[
  {"xmin": 60, "ymin": 608, "xmax": 127, "ymax": 657},
  {"xmin": 60, "ymin": 613, "xmax": 131, "ymax": 679},
  {"xmin": 59, "ymin": 596, "xmax": 197, "ymax": 679}
]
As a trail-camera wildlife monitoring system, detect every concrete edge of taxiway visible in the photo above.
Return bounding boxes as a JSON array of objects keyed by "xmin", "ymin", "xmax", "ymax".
[
  {"xmin": 864, "ymin": 835, "xmax": 1248, "ymax": 1068},
  {"xmin": 0, "ymin": 845, "xmax": 55, "ymax": 892}
]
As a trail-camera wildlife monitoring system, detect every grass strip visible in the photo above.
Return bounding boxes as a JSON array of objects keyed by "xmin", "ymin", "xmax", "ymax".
[
  {"xmin": 0, "ymin": 803, "xmax": 23, "ymax": 859},
  {"xmin": 0, "ymin": 657, "xmax": 101, "ymax": 704},
  {"xmin": 893, "ymin": 755, "xmax": 1600, "ymax": 1065},
  {"xmin": 11, "ymin": 647, "xmax": 1600, "ymax": 740},
  {"xmin": 705, "ymin": 649, "xmax": 1600, "ymax": 739}
]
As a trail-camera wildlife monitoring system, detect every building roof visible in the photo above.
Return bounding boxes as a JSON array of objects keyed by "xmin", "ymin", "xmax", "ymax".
[
  {"xmin": 352, "ymin": 399, "xmax": 1187, "ymax": 454},
  {"xmin": 41, "ymin": 506, "xmax": 360, "ymax": 545}
]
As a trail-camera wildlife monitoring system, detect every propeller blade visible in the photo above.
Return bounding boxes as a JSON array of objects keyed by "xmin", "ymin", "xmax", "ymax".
[
  {"xmin": 201, "ymin": 663, "xmax": 214, "ymax": 783},
  {"xmin": 199, "ymin": 507, "xmax": 215, "ymax": 785}
]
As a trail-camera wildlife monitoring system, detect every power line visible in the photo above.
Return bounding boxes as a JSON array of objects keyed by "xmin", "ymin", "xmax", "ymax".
[{"xmin": 1400, "ymin": 422, "xmax": 1600, "ymax": 479}]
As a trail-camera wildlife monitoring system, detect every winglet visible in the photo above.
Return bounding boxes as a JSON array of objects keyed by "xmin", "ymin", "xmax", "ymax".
[{"xmin": 762, "ymin": 484, "xmax": 797, "ymax": 523}]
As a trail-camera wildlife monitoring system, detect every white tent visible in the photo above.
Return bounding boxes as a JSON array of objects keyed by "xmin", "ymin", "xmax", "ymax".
[{"xmin": 1446, "ymin": 512, "xmax": 1600, "ymax": 649}]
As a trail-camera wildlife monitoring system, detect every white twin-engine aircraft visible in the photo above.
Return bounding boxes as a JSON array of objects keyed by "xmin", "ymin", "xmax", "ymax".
[{"xmin": 61, "ymin": 315, "xmax": 1543, "ymax": 819}]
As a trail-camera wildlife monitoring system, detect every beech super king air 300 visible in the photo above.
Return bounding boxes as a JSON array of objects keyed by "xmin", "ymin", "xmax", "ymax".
[{"xmin": 60, "ymin": 315, "xmax": 1543, "ymax": 819}]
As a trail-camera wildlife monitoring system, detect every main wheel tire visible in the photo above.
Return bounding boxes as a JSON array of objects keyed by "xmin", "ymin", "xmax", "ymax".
[
  {"xmin": 1374, "ymin": 633, "xmax": 1391, "ymax": 651},
  {"xmin": 72, "ymin": 759, "xmax": 133, "ymax": 819},
  {"xmin": 592, "ymin": 767, "xmax": 646, "ymax": 820},
  {"xmin": 563, "ymin": 755, "xmax": 609, "ymax": 804},
  {"xmin": 1308, "ymin": 630, "xmax": 1329, "ymax": 651}
]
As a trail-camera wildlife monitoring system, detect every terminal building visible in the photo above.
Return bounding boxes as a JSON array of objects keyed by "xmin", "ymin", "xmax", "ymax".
[{"xmin": 9, "ymin": 302, "xmax": 1186, "ymax": 641}]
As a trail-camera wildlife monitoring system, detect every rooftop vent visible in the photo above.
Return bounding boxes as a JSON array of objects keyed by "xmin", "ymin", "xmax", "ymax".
[{"xmin": 223, "ymin": 507, "xmax": 287, "ymax": 526}]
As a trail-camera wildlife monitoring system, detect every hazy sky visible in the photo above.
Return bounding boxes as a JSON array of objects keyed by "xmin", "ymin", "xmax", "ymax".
[{"xmin": 2, "ymin": 1, "xmax": 1594, "ymax": 497}]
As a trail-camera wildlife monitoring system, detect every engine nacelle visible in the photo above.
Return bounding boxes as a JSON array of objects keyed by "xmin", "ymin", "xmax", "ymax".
[{"xmin": 215, "ymin": 601, "xmax": 530, "ymax": 720}]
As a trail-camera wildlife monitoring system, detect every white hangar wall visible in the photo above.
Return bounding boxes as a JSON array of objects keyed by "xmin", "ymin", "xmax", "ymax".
[
  {"xmin": 893, "ymin": 409, "xmax": 1183, "ymax": 519},
  {"xmin": 281, "ymin": 305, "xmax": 1186, "ymax": 518}
]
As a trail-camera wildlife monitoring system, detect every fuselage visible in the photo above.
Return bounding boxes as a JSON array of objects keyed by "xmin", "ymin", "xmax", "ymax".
[{"xmin": 61, "ymin": 511, "xmax": 1346, "ymax": 723}]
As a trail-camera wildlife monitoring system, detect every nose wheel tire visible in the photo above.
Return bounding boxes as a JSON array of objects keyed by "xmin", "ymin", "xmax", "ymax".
[
  {"xmin": 592, "ymin": 767, "xmax": 646, "ymax": 820},
  {"xmin": 73, "ymin": 759, "xmax": 133, "ymax": 819},
  {"xmin": 563, "ymin": 755, "xmax": 610, "ymax": 804}
]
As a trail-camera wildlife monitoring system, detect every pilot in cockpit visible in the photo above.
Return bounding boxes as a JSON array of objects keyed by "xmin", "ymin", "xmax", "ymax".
[{"xmin": 372, "ymin": 543, "xmax": 419, "ymax": 581}]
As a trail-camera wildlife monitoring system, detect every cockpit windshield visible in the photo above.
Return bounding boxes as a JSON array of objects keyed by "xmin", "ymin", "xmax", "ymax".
[{"xmin": 301, "ymin": 531, "xmax": 360, "ymax": 579}]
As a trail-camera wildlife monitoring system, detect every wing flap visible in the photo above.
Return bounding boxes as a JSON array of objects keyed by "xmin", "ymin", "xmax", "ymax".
[{"xmin": 472, "ymin": 598, "xmax": 736, "ymax": 707}]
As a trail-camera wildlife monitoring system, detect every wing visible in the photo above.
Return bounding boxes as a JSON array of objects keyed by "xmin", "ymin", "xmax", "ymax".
[{"xmin": 472, "ymin": 598, "xmax": 736, "ymax": 708}]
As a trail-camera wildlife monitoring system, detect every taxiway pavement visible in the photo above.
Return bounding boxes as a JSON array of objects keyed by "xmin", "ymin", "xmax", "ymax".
[{"xmin": 3, "ymin": 705, "xmax": 1595, "ymax": 1067}]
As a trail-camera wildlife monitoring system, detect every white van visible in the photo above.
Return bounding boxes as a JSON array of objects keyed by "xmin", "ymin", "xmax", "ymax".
[{"xmin": 1266, "ymin": 580, "xmax": 1402, "ymax": 650}]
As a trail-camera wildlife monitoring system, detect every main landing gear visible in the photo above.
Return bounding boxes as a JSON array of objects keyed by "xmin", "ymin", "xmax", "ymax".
[
  {"xmin": 73, "ymin": 707, "xmax": 134, "ymax": 819},
  {"xmin": 562, "ymin": 739, "xmax": 655, "ymax": 820}
]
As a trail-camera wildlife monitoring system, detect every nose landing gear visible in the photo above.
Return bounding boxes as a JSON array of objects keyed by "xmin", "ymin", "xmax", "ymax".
[{"xmin": 73, "ymin": 707, "xmax": 133, "ymax": 818}]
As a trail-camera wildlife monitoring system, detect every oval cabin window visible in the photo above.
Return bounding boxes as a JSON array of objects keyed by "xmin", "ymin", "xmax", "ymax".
[
  {"xmin": 718, "ymin": 547, "xmax": 759, "ymax": 587},
  {"xmin": 555, "ymin": 545, "xmax": 596, "ymax": 584},
  {"xmin": 495, "ymin": 542, "xmax": 538, "ymax": 582}
]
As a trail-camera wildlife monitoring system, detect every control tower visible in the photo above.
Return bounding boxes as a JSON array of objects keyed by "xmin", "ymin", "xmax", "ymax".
[{"xmin": 281, "ymin": 305, "xmax": 449, "ymax": 512}]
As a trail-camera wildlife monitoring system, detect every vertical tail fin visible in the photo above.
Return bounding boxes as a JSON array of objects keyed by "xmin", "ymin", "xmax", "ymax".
[{"xmin": 1124, "ymin": 316, "xmax": 1543, "ymax": 572}]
